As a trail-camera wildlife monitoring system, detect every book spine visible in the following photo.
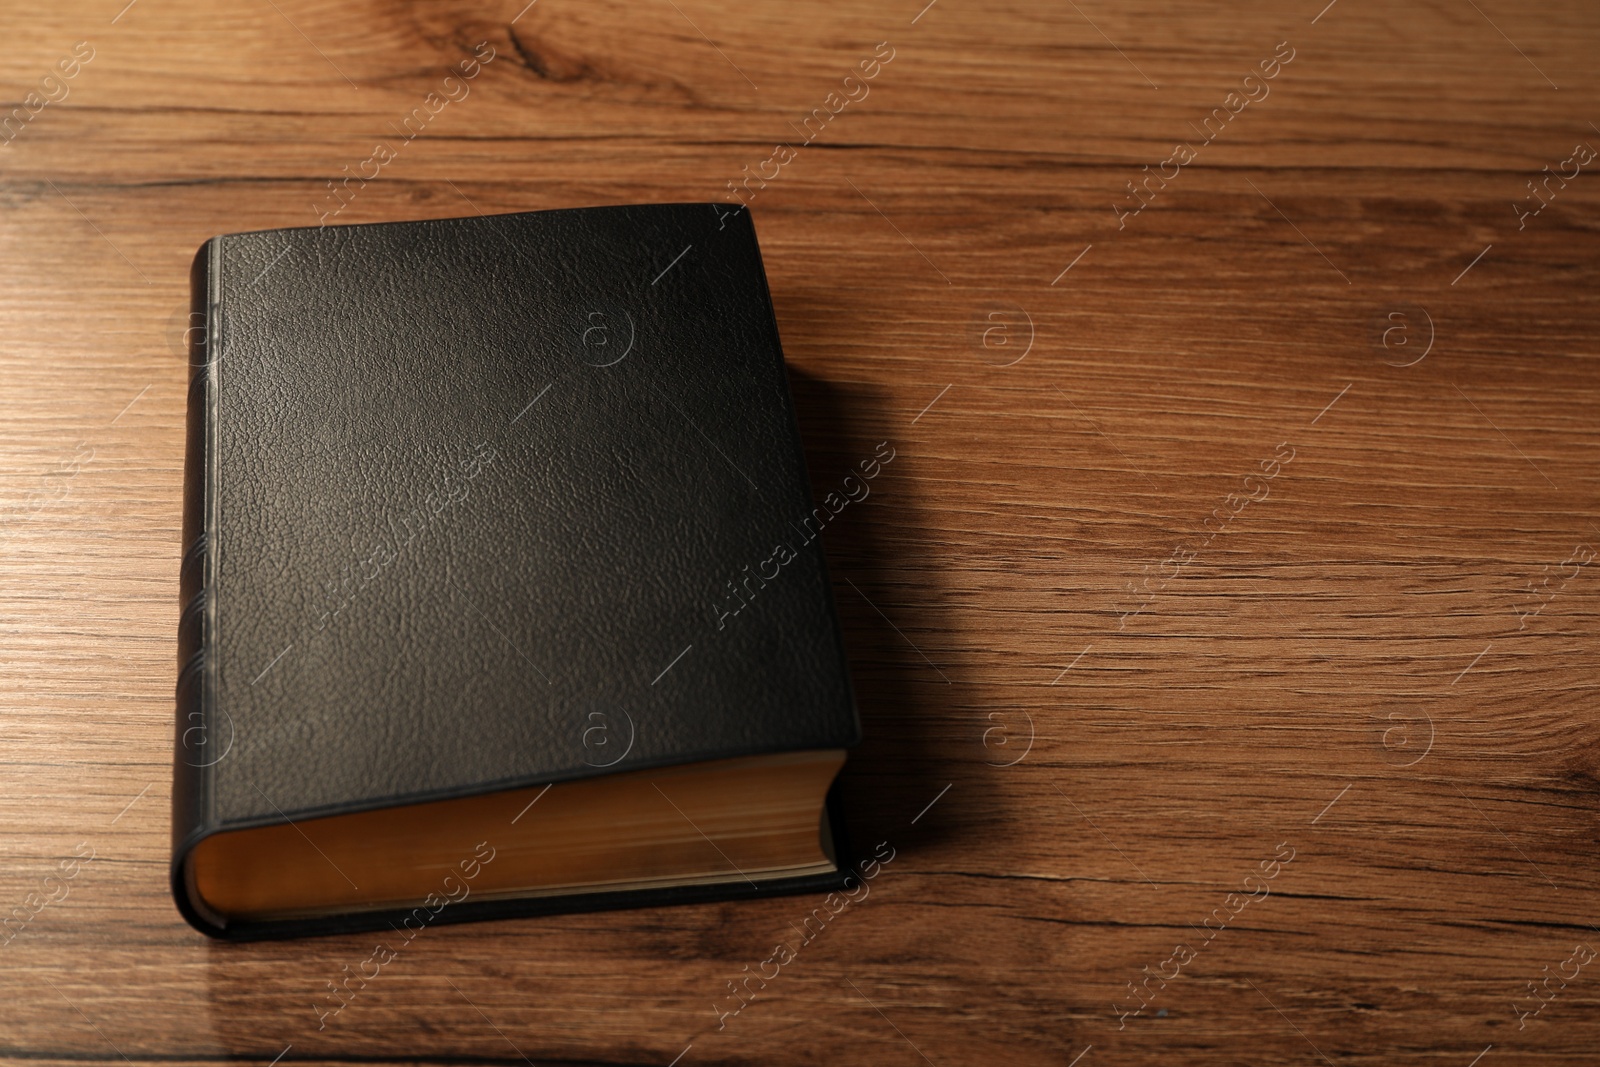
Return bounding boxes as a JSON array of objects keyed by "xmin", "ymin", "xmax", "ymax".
[{"xmin": 172, "ymin": 238, "xmax": 219, "ymax": 906}]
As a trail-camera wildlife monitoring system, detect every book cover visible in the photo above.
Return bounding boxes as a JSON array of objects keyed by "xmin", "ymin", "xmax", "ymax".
[{"xmin": 174, "ymin": 203, "xmax": 860, "ymax": 940}]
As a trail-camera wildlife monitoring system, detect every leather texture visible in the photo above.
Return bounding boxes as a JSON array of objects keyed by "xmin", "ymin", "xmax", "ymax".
[{"xmin": 173, "ymin": 203, "xmax": 860, "ymax": 939}]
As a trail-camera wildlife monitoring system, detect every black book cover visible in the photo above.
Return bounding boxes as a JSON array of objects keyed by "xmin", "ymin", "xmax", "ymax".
[{"xmin": 175, "ymin": 203, "xmax": 860, "ymax": 940}]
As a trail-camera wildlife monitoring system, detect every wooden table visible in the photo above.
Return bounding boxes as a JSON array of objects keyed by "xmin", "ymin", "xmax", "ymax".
[{"xmin": 2, "ymin": 0, "xmax": 1598, "ymax": 1063}]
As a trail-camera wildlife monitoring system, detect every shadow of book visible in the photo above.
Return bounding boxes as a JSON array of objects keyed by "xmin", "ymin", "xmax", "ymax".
[{"xmin": 785, "ymin": 367, "xmax": 966, "ymax": 860}]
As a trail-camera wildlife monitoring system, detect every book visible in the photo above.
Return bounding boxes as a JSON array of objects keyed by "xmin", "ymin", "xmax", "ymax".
[{"xmin": 174, "ymin": 203, "xmax": 861, "ymax": 940}]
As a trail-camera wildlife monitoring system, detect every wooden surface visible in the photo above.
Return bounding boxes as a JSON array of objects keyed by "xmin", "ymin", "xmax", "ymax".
[{"xmin": 1, "ymin": 0, "xmax": 1598, "ymax": 1063}]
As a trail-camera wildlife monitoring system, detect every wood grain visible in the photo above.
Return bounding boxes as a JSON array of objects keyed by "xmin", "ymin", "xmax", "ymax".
[{"xmin": 0, "ymin": 0, "xmax": 1597, "ymax": 1063}]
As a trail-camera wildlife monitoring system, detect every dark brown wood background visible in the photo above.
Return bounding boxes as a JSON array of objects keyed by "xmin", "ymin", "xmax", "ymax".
[{"xmin": 1, "ymin": 0, "xmax": 1597, "ymax": 1063}]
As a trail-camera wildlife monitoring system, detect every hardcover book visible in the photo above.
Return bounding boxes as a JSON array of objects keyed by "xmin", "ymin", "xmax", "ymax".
[{"xmin": 175, "ymin": 203, "xmax": 860, "ymax": 940}]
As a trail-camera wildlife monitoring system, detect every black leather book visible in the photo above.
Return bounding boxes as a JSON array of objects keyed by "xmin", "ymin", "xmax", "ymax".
[{"xmin": 175, "ymin": 203, "xmax": 861, "ymax": 940}]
